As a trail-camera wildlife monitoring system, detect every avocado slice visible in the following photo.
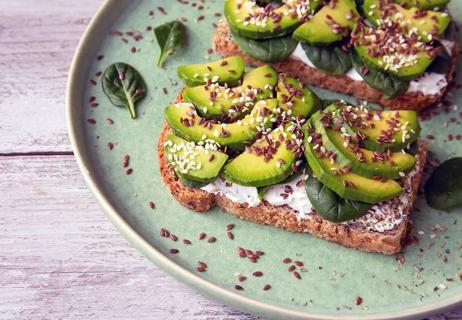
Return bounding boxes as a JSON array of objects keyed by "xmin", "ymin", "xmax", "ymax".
[
  {"xmin": 177, "ymin": 56, "xmax": 245, "ymax": 87},
  {"xmin": 165, "ymin": 99, "xmax": 278, "ymax": 150},
  {"xmin": 362, "ymin": 0, "xmax": 451, "ymax": 42},
  {"xmin": 325, "ymin": 104, "xmax": 420, "ymax": 151},
  {"xmin": 303, "ymin": 122, "xmax": 403, "ymax": 204},
  {"xmin": 223, "ymin": 122, "xmax": 302, "ymax": 187},
  {"xmin": 394, "ymin": 0, "xmax": 449, "ymax": 9},
  {"xmin": 183, "ymin": 65, "xmax": 278, "ymax": 119},
  {"xmin": 352, "ymin": 24, "xmax": 435, "ymax": 80},
  {"xmin": 277, "ymin": 75, "xmax": 321, "ymax": 117},
  {"xmin": 311, "ymin": 110, "xmax": 416, "ymax": 179},
  {"xmin": 293, "ymin": 0, "xmax": 358, "ymax": 45},
  {"xmin": 225, "ymin": 0, "xmax": 322, "ymax": 40},
  {"xmin": 164, "ymin": 133, "xmax": 228, "ymax": 183}
]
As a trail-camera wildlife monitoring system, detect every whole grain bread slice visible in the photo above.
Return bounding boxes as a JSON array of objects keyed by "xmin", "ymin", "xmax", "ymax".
[
  {"xmin": 212, "ymin": 21, "xmax": 459, "ymax": 112},
  {"xmin": 158, "ymin": 96, "xmax": 428, "ymax": 255}
]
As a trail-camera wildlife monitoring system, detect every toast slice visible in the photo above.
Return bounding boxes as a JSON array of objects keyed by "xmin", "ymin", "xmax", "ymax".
[
  {"xmin": 213, "ymin": 21, "xmax": 459, "ymax": 112},
  {"xmin": 158, "ymin": 96, "xmax": 428, "ymax": 255}
]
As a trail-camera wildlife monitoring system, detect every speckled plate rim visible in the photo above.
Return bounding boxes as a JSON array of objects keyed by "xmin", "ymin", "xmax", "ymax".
[{"xmin": 66, "ymin": 1, "xmax": 462, "ymax": 319}]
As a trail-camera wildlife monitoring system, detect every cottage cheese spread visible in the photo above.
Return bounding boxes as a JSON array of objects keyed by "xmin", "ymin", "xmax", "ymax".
[{"xmin": 290, "ymin": 42, "xmax": 452, "ymax": 96}]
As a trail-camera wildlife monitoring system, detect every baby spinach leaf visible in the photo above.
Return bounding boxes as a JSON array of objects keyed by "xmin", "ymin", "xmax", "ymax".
[
  {"xmin": 154, "ymin": 21, "xmax": 186, "ymax": 67},
  {"xmin": 301, "ymin": 42, "xmax": 352, "ymax": 75},
  {"xmin": 231, "ymin": 29, "xmax": 298, "ymax": 62},
  {"xmin": 304, "ymin": 169, "xmax": 371, "ymax": 222},
  {"xmin": 102, "ymin": 62, "xmax": 146, "ymax": 119},
  {"xmin": 351, "ymin": 51, "xmax": 409, "ymax": 99},
  {"xmin": 425, "ymin": 157, "xmax": 462, "ymax": 210}
]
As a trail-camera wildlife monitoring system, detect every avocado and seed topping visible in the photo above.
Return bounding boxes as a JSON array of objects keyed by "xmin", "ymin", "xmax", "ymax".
[
  {"xmin": 303, "ymin": 103, "xmax": 418, "ymax": 204},
  {"xmin": 225, "ymin": 0, "xmax": 322, "ymax": 39},
  {"xmin": 165, "ymin": 59, "xmax": 321, "ymax": 188}
]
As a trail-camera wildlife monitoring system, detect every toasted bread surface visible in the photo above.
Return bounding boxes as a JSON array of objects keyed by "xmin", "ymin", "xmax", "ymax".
[
  {"xmin": 213, "ymin": 21, "xmax": 459, "ymax": 112},
  {"xmin": 158, "ymin": 104, "xmax": 427, "ymax": 255}
]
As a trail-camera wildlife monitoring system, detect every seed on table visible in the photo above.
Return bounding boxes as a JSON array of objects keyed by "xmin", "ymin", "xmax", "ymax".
[
  {"xmin": 288, "ymin": 265, "xmax": 296, "ymax": 272},
  {"xmin": 170, "ymin": 234, "xmax": 178, "ymax": 242},
  {"xmin": 182, "ymin": 239, "xmax": 192, "ymax": 245},
  {"xmin": 227, "ymin": 232, "xmax": 234, "ymax": 240},
  {"xmin": 282, "ymin": 258, "xmax": 292, "ymax": 264},
  {"xmin": 262, "ymin": 284, "xmax": 271, "ymax": 291},
  {"xmin": 199, "ymin": 232, "xmax": 206, "ymax": 240},
  {"xmin": 252, "ymin": 271, "xmax": 263, "ymax": 277},
  {"xmin": 169, "ymin": 248, "xmax": 179, "ymax": 254},
  {"xmin": 148, "ymin": 201, "xmax": 156, "ymax": 209},
  {"xmin": 294, "ymin": 261, "xmax": 303, "ymax": 267},
  {"xmin": 255, "ymin": 251, "xmax": 265, "ymax": 256},
  {"xmin": 197, "ymin": 266, "xmax": 206, "ymax": 272},
  {"xmin": 198, "ymin": 261, "xmax": 208, "ymax": 268},
  {"xmin": 226, "ymin": 224, "xmax": 235, "ymax": 231},
  {"xmin": 207, "ymin": 236, "xmax": 217, "ymax": 243},
  {"xmin": 355, "ymin": 296, "xmax": 363, "ymax": 305},
  {"xmin": 123, "ymin": 155, "xmax": 130, "ymax": 167},
  {"xmin": 293, "ymin": 271, "xmax": 301, "ymax": 280},
  {"xmin": 126, "ymin": 168, "xmax": 133, "ymax": 175},
  {"xmin": 234, "ymin": 284, "xmax": 244, "ymax": 291},
  {"xmin": 238, "ymin": 275, "xmax": 247, "ymax": 282}
]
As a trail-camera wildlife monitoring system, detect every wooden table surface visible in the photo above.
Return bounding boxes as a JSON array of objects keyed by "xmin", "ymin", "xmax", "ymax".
[{"xmin": 0, "ymin": 1, "xmax": 460, "ymax": 319}]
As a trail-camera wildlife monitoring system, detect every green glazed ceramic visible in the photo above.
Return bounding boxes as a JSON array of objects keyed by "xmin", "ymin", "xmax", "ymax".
[{"xmin": 67, "ymin": 1, "xmax": 462, "ymax": 319}]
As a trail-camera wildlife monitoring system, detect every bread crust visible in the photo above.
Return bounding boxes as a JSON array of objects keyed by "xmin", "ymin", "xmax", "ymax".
[
  {"xmin": 158, "ymin": 115, "xmax": 427, "ymax": 255},
  {"xmin": 212, "ymin": 21, "xmax": 459, "ymax": 112}
]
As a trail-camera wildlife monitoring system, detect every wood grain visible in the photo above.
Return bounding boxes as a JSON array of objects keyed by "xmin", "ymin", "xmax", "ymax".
[{"xmin": 0, "ymin": 0, "xmax": 460, "ymax": 319}]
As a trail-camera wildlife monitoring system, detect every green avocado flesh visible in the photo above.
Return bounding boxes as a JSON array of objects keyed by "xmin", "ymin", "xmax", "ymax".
[
  {"xmin": 165, "ymin": 99, "xmax": 278, "ymax": 150},
  {"xmin": 224, "ymin": 0, "xmax": 322, "ymax": 39},
  {"xmin": 311, "ymin": 110, "xmax": 416, "ymax": 179},
  {"xmin": 394, "ymin": 0, "xmax": 449, "ymax": 9},
  {"xmin": 183, "ymin": 65, "xmax": 278, "ymax": 119},
  {"xmin": 223, "ymin": 123, "xmax": 299, "ymax": 187},
  {"xmin": 164, "ymin": 133, "xmax": 228, "ymax": 183},
  {"xmin": 354, "ymin": 43, "xmax": 434, "ymax": 80},
  {"xmin": 303, "ymin": 123, "xmax": 403, "ymax": 204},
  {"xmin": 362, "ymin": 0, "xmax": 451, "ymax": 43},
  {"xmin": 325, "ymin": 104, "xmax": 420, "ymax": 151},
  {"xmin": 177, "ymin": 56, "xmax": 245, "ymax": 87},
  {"xmin": 293, "ymin": 0, "xmax": 358, "ymax": 45},
  {"xmin": 277, "ymin": 75, "xmax": 321, "ymax": 117}
]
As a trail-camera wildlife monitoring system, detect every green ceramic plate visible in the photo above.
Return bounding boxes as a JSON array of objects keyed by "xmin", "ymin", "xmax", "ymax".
[{"xmin": 67, "ymin": 1, "xmax": 462, "ymax": 319}]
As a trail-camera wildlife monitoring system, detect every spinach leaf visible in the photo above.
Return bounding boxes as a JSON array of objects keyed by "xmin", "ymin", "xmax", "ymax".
[
  {"xmin": 231, "ymin": 29, "xmax": 298, "ymax": 62},
  {"xmin": 304, "ymin": 169, "xmax": 371, "ymax": 222},
  {"xmin": 351, "ymin": 51, "xmax": 409, "ymax": 99},
  {"xmin": 301, "ymin": 42, "xmax": 352, "ymax": 75},
  {"xmin": 427, "ymin": 46, "xmax": 452, "ymax": 74},
  {"xmin": 425, "ymin": 157, "xmax": 462, "ymax": 210},
  {"xmin": 154, "ymin": 21, "xmax": 186, "ymax": 67},
  {"xmin": 102, "ymin": 62, "xmax": 146, "ymax": 119},
  {"xmin": 179, "ymin": 176, "xmax": 208, "ymax": 189}
]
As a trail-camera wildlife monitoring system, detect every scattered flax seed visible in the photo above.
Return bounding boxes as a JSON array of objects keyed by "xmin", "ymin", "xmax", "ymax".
[
  {"xmin": 157, "ymin": 6, "xmax": 167, "ymax": 14},
  {"xmin": 170, "ymin": 234, "xmax": 178, "ymax": 242},
  {"xmin": 293, "ymin": 271, "xmax": 301, "ymax": 280},
  {"xmin": 288, "ymin": 265, "xmax": 296, "ymax": 272},
  {"xmin": 148, "ymin": 201, "xmax": 156, "ymax": 209},
  {"xmin": 182, "ymin": 239, "xmax": 192, "ymax": 245},
  {"xmin": 199, "ymin": 232, "xmax": 206, "ymax": 240},
  {"xmin": 282, "ymin": 258, "xmax": 292, "ymax": 264},
  {"xmin": 130, "ymin": 47, "xmax": 137, "ymax": 53},
  {"xmin": 207, "ymin": 48, "xmax": 213, "ymax": 54},
  {"xmin": 160, "ymin": 228, "xmax": 170, "ymax": 238},
  {"xmin": 126, "ymin": 168, "xmax": 133, "ymax": 175},
  {"xmin": 89, "ymin": 96, "xmax": 96, "ymax": 103},
  {"xmin": 197, "ymin": 266, "xmax": 206, "ymax": 272},
  {"xmin": 207, "ymin": 236, "xmax": 217, "ymax": 243},
  {"xmin": 95, "ymin": 71, "xmax": 102, "ymax": 77},
  {"xmin": 97, "ymin": 54, "xmax": 104, "ymax": 60},
  {"xmin": 162, "ymin": 87, "xmax": 168, "ymax": 94},
  {"xmin": 355, "ymin": 296, "xmax": 363, "ymax": 305},
  {"xmin": 226, "ymin": 224, "xmax": 235, "ymax": 231},
  {"xmin": 255, "ymin": 251, "xmax": 265, "ymax": 256},
  {"xmin": 87, "ymin": 119, "xmax": 96, "ymax": 125},
  {"xmin": 107, "ymin": 142, "xmax": 114, "ymax": 150},
  {"xmin": 90, "ymin": 79, "xmax": 97, "ymax": 86},
  {"xmin": 123, "ymin": 155, "xmax": 130, "ymax": 168},
  {"xmin": 238, "ymin": 275, "xmax": 247, "ymax": 282},
  {"xmin": 169, "ymin": 248, "xmax": 179, "ymax": 254},
  {"xmin": 262, "ymin": 284, "xmax": 271, "ymax": 291},
  {"xmin": 252, "ymin": 271, "xmax": 263, "ymax": 277},
  {"xmin": 106, "ymin": 118, "xmax": 114, "ymax": 125},
  {"xmin": 227, "ymin": 232, "xmax": 234, "ymax": 240},
  {"xmin": 234, "ymin": 284, "xmax": 244, "ymax": 291},
  {"xmin": 294, "ymin": 261, "xmax": 304, "ymax": 267}
]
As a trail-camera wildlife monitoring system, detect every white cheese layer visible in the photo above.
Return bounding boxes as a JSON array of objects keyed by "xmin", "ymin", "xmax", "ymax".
[
  {"xmin": 201, "ymin": 178, "xmax": 260, "ymax": 207},
  {"xmin": 290, "ymin": 42, "xmax": 451, "ymax": 96}
]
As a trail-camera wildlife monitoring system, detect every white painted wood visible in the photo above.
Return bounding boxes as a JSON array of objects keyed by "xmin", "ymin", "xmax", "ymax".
[{"xmin": 0, "ymin": 0, "xmax": 460, "ymax": 319}]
